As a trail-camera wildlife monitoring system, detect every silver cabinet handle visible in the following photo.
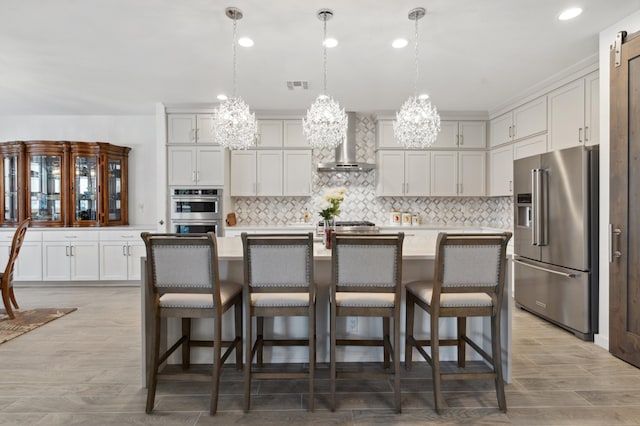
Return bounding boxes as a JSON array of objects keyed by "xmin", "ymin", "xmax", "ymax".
[
  {"xmin": 514, "ymin": 259, "xmax": 576, "ymax": 278},
  {"xmin": 578, "ymin": 127, "xmax": 583, "ymax": 143},
  {"xmin": 585, "ymin": 126, "xmax": 589, "ymax": 142},
  {"xmin": 456, "ymin": 134, "xmax": 460, "ymax": 146},
  {"xmin": 509, "ymin": 180, "xmax": 512, "ymax": 192},
  {"xmin": 196, "ymin": 170, "xmax": 200, "ymax": 182},
  {"xmin": 122, "ymin": 245, "xmax": 127, "ymax": 257},
  {"xmin": 508, "ymin": 126, "xmax": 512, "ymax": 138},
  {"xmin": 127, "ymin": 245, "xmax": 132, "ymax": 257},
  {"xmin": 512, "ymin": 125, "xmax": 516, "ymax": 138},
  {"xmin": 65, "ymin": 245, "xmax": 70, "ymax": 256},
  {"xmin": 459, "ymin": 134, "xmax": 464, "ymax": 146},
  {"xmin": 609, "ymin": 224, "xmax": 622, "ymax": 263},
  {"xmin": 190, "ymin": 128, "xmax": 195, "ymax": 141},
  {"xmin": 70, "ymin": 245, "xmax": 75, "ymax": 257},
  {"xmin": 192, "ymin": 171, "xmax": 196, "ymax": 182}
]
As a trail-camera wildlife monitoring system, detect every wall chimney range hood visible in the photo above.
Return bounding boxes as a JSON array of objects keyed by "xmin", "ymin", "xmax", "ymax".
[{"xmin": 317, "ymin": 112, "xmax": 375, "ymax": 172}]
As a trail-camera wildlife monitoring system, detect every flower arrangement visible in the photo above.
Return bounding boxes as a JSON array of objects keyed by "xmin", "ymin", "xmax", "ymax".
[{"xmin": 318, "ymin": 187, "xmax": 347, "ymax": 221}]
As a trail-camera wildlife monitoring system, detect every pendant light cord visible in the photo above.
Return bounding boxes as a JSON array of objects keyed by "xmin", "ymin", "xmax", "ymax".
[
  {"xmin": 232, "ymin": 15, "xmax": 238, "ymax": 98},
  {"xmin": 414, "ymin": 15, "xmax": 419, "ymax": 97},
  {"xmin": 323, "ymin": 15, "xmax": 328, "ymax": 95}
]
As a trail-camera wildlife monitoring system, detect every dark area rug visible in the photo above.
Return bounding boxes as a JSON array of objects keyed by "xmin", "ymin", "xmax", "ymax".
[{"xmin": 0, "ymin": 308, "xmax": 77, "ymax": 344}]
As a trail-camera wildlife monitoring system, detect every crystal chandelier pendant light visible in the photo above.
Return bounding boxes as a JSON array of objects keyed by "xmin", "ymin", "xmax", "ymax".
[
  {"xmin": 394, "ymin": 7, "xmax": 441, "ymax": 148},
  {"xmin": 302, "ymin": 9, "xmax": 348, "ymax": 150},
  {"xmin": 214, "ymin": 7, "xmax": 257, "ymax": 150}
]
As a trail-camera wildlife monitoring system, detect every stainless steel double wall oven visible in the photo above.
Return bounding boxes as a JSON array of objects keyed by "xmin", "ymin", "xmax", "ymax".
[{"xmin": 169, "ymin": 188, "xmax": 222, "ymax": 235}]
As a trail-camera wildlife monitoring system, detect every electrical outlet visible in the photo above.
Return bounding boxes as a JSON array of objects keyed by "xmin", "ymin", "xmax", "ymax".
[{"xmin": 347, "ymin": 317, "xmax": 358, "ymax": 333}]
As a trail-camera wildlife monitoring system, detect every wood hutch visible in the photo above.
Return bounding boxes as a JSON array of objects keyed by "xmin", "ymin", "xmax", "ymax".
[{"xmin": 0, "ymin": 141, "xmax": 130, "ymax": 227}]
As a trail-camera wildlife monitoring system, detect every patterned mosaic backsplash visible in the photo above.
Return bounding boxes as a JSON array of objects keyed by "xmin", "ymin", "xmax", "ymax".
[{"xmin": 231, "ymin": 114, "xmax": 513, "ymax": 229}]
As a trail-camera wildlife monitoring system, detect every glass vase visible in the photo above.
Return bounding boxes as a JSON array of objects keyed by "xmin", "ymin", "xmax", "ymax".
[{"xmin": 324, "ymin": 219, "xmax": 335, "ymax": 249}]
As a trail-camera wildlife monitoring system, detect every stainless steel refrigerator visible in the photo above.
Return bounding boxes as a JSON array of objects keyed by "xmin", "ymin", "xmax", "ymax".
[{"xmin": 513, "ymin": 145, "xmax": 599, "ymax": 341}]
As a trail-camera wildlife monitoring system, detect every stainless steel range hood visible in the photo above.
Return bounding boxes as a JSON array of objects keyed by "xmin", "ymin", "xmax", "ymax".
[{"xmin": 317, "ymin": 112, "xmax": 375, "ymax": 172}]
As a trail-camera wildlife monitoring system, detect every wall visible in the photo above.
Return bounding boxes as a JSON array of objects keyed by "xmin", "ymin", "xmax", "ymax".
[
  {"xmin": 0, "ymin": 115, "xmax": 156, "ymax": 226},
  {"xmin": 596, "ymin": 10, "xmax": 640, "ymax": 350},
  {"xmin": 232, "ymin": 114, "xmax": 513, "ymax": 229}
]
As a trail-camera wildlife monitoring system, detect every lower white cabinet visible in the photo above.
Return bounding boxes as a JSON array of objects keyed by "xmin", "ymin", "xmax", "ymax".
[
  {"xmin": 489, "ymin": 145, "xmax": 514, "ymax": 196},
  {"xmin": 376, "ymin": 151, "xmax": 430, "ymax": 196},
  {"xmin": 0, "ymin": 230, "xmax": 42, "ymax": 281},
  {"xmin": 431, "ymin": 151, "xmax": 486, "ymax": 196},
  {"xmin": 99, "ymin": 231, "xmax": 146, "ymax": 280},
  {"xmin": 43, "ymin": 232, "xmax": 100, "ymax": 281}
]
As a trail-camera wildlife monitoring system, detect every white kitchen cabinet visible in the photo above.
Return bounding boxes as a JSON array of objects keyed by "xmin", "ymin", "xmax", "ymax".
[
  {"xmin": 431, "ymin": 151, "xmax": 485, "ymax": 196},
  {"xmin": 376, "ymin": 119, "xmax": 397, "ymax": 149},
  {"xmin": 257, "ymin": 120, "xmax": 283, "ymax": 148},
  {"xmin": 230, "ymin": 151, "xmax": 258, "ymax": 196},
  {"xmin": 257, "ymin": 151, "xmax": 283, "ymax": 195},
  {"xmin": 547, "ymin": 71, "xmax": 599, "ymax": 151},
  {"xmin": 168, "ymin": 146, "xmax": 224, "ymax": 186},
  {"xmin": 376, "ymin": 151, "xmax": 430, "ymax": 196},
  {"xmin": 230, "ymin": 151, "xmax": 283, "ymax": 196},
  {"xmin": 283, "ymin": 120, "xmax": 309, "ymax": 148},
  {"xmin": 432, "ymin": 121, "xmax": 486, "ymax": 149},
  {"xmin": 490, "ymin": 96, "xmax": 547, "ymax": 147},
  {"xmin": 43, "ymin": 232, "xmax": 99, "ymax": 281},
  {"xmin": 489, "ymin": 145, "xmax": 514, "ymax": 196},
  {"xmin": 167, "ymin": 113, "xmax": 217, "ymax": 144},
  {"xmin": 99, "ymin": 231, "xmax": 146, "ymax": 281},
  {"xmin": 0, "ymin": 230, "xmax": 42, "ymax": 281},
  {"xmin": 513, "ymin": 134, "xmax": 547, "ymax": 160},
  {"xmin": 283, "ymin": 150, "xmax": 312, "ymax": 196}
]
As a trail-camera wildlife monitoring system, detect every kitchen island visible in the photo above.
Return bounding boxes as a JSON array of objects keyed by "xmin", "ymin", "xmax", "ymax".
[{"xmin": 141, "ymin": 234, "xmax": 513, "ymax": 385}]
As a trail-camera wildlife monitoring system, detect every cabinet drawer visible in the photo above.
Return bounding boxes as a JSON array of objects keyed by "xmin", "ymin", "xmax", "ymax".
[
  {"xmin": 99, "ymin": 230, "xmax": 147, "ymax": 242},
  {"xmin": 0, "ymin": 230, "xmax": 42, "ymax": 242},
  {"xmin": 43, "ymin": 230, "xmax": 98, "ymax": 242}
]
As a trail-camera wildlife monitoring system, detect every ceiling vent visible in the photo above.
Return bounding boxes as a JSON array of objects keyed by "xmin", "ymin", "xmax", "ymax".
[{"xmin": 286, "ymin": 80, "xmax": 309, "ymax": 90}]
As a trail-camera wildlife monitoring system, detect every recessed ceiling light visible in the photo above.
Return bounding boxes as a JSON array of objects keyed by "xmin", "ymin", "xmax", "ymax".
[
  {"xmin": 558, "ymin": 7, "xmax": 582, "ymax": 21},
  {"xmin": 323, "ymin": 38, "xmax": 338, "ymax": 48},
  {"xmin": 217, "ymin": 94, "xmax": 228, "ymax": 101},
  {"xmin": 392, "ymin": 38, "xmax": 408, "ymax": 49},
  {"xmin": 238, "ymin": 37, "xmax": 254, "ymax": 47}
]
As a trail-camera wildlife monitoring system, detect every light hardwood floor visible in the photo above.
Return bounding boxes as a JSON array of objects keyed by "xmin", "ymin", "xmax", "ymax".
[{"xmin": 1, "ymin": 286, "xmax": 640, "ymax": 425}]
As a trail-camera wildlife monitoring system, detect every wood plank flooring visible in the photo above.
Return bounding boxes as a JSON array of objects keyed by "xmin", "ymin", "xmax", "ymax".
[{"xmin": 1, "ymin": 286, "xmax": 640, "ymax": 425}]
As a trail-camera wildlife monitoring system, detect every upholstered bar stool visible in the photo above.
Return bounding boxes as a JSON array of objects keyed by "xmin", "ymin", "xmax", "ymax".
[
  {"xmin": 405, "ymin": 232, "xmax": 512, "ymax": 413},
  {"xmin": 241, "ymin": 233, "xmax": 316, "ymax": 412},
  {"xmin": 329, "ymin": 232, "xmax": 404, "ymax": 413},
  {"xmin": 142, "ymin": 232, "xmax": 243, "ymax": 415}
]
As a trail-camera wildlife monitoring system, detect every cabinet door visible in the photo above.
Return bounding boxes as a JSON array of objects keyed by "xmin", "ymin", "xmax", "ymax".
[
  {"xmin": 283, "ymin": 150, "xmax": 312, "ymax": 196},
  {"xmin": 458, "ymin": 121, "xmax": 486, "ymax": 149},
  {"xmin": 430, "ymin": 151, "xmax": 458, "ymax": 196},
  {"xmin": 489, "ymin": 145, "xmax": 514, "ymax": 196},
  {"xmin": 548, "ymin": 78, "xmax": 585, "ymax": 151},
  {"xmin": 168, "ymin": 146, "xmax": 196, "ymax": 186},
  {"xmin": 15, "ymin": 242, "xmax": 42, "ymax": 281},
  {"xmin": 459, "ymin": 151, "xmax": 486, "ymax": 196},
  {"xmin": 257, "ymin": 120, "xmax": 283, "ymax": 148},
  {"xmin": 196, "ymin": 114, "xmax": 217, "ymax": 144},
  {"xmin": 585, "ymin": 71, "xmax": 599, "ymax": 146},
  {"xmin": 70, "ymin": 242, "xmax": 100, "ymax": 280},
  {"xmin": 99, "ymin": 241, "xmax": 128, "ymax": 280},
  {"xmin": 230, "ymin": 151, "xmax": 257, "ymax": 196},
  {"xmin": 71, "ymin": 153, "xmax": 99, "ymax": 225},
  {"xmin": 257, "ymin": 151, "xmax": 283, "ymax": 196},
  {"xmin": 432, "ymin": 121, "xmax": 459, "ymax": 148},
  {"xmin": 489, "ymin": 113, "xmax": 513, "ymax": 147},
  {"xmin": 196, "ymin": 146, "xmax": 224, "ymax": 186},
  {"xmin": 513, "ymin": 96, "xmax": 547, "ymax": 140},
  {"xmin": 43, "ymin": 242, "xmax": 71, "ymax": 281},
  {"xmin": 404, "ymin": 152, "xmax": 430, "ymax": 196},
  {"xmin": 283, "ymin": 120, "xmax": 308, "ymax": 148},
  {"xmin": 514, "ymin": 134, "xmax": 547, "ymax": 160},
  {"xmin": 167, "ymin": 114, "xmax": 196, "ymax": 144},
  {"xmin": 127, "ymin": 241, "xmax": 146, "ymax": 280},
  {"xmin": 376, "ymin": 151, "xmax": 405, "ymax": 196},
  {"xmin": 376, "ymin": 120, "xmax": 397, "ymax": 149}
]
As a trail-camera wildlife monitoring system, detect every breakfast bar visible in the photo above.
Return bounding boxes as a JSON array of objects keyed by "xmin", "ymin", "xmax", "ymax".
[{"xmin": 141, "ymin": 234, "xmax": 513, "ymax": 385}]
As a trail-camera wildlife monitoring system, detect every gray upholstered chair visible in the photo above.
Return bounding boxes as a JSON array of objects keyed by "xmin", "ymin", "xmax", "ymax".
[
  {"xmin": 241, "ymin": 232, "xmax": 316, "ymax": 412},
  {"xmin": 405, "ymin": 232, "xmax": 512, "ymax": 413},
  {"xmin": 142, "ymin": 232, "xmax": 242, "ymax": 415},
  {"xmin": 329, "ymin": 232, "xmax": 404, "ymax": 413}
]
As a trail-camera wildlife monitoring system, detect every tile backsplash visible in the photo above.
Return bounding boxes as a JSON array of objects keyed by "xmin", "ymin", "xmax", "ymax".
[{"xmin": 231, "ymin": 114, "xmax": 513, "ymax": 229}]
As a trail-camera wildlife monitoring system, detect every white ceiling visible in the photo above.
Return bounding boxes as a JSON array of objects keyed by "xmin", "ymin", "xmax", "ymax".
[{"xmin": 1, "ymin": 0, "xmax": 639, "ymax": 115}]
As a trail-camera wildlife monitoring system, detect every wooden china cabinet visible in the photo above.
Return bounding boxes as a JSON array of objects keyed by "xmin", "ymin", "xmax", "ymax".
[{"xmin": 0, "ymin": 141, "xmax": 130, "ymax": 227}]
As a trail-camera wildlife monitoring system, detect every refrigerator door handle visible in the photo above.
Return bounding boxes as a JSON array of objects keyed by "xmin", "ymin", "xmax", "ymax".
[
  {"xmin": 533, "ymin": 168, "xmax": 547, "ymax": 246},
  {"xmin": 531, "ymin": 169, "xmax": 538, "ymax": 245},
  {"xmin": 514, "ymin": 259, "xmax": 577, "ymax": 278}
]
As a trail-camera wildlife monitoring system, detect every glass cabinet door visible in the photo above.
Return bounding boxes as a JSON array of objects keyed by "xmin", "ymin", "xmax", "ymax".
[
  {"xmin": 74, "ymin": 155, "xmax": 99, "ymax": 223},
  {"xmin": 3, "ymin": 155, "xmax": 19, "ymax": 223},
  {"xmin": 107, "ymin": 158, "xmax": 122, "ymax": 222},
  {"xmin": 30, "ymin": 155, "xmax": 62, "ymax": 223}
]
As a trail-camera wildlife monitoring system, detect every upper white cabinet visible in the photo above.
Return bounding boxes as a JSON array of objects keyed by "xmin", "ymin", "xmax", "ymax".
[
  {"xmin": 167, "ymin": 114, "xmax": 217, "ymax": 144},
  {"xmin": 431, "ymin": 151, "xmax": 485, "ymax": 196},
  {"xmin": 168, "ymin": 146, "xmax": 224, "ymax": 187},
  {"xmin": 376, "ymin": 151, "xmax": 430, "ymax": 196},
  {"xmin": 230, "ymin": 150, "xmax": 311, "ymax": 196},
  {"xmin": 547, "ymin": 71, "xmax": 599, "ymax": 151},
  {"xmin": 376, "ymin": 120, "xmax": 397, "ymax": 149},
  {"xmin": 490, "ymin": 96, "xmax": 547, "ymax": 147},
  {"xmin": 433, "ymin": 121, "xmax": 486, "ymax": 149},
  {"xmin": 283, "ymin": 120, "xmax": 309, "ymax": 148},
  {"xmin": 256, "ymin": 120, "xmax": 284, "ymax": 147},
  {"xmin": 513, "ymin": 134, "xmax": 547, "ymax": 160},
  {"xmin": 489, "ymin": 145, "xmax": 514, "ymax": 196}
]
